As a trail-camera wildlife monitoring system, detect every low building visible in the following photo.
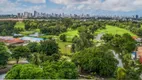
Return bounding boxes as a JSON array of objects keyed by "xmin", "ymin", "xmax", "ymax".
[
  {"xmin": 132, "ymin": 36, "xmax": 141, "ymax": 42},
  {"xmin": 21, "ymin": 36, "xmax": 43, "ymax": 42},
  {"xmin": 136, "ymin": 46, "xmax": 142, "ymax": 64},
  {"xmin": 0, "ymin": 36, "xmax": 25, "ymax": 45},
  {"xmin": 29, "ymin": 32, "xmax": 39, "ymax": 37}
]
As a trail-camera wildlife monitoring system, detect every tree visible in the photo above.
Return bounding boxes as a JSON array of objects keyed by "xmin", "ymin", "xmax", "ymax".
[
  {"xmin": 27, "ymin": 42, "xmax": 41, "ymax": 53},
  {"xmin": 0, "ymin": 43, "xmax": 10, "ymax": 67},
  {"xmin": 72, "ymin": 31, "xmax": 93, "ymax": 51},
  {"xmin": 102, "ymin": 33, "xmax": 136, "ymax": 54},
  {"xmin": 101, "ymin": 33, "xmax": 114, "ymax": 43},
  {"xmin": 60, "ymin": 34, "xmax": 66, "ymax": 42},
  {"xmin": 12, "ymin": 46, "xmax": 30, "ymax": 64},
  {"xmin": 42, "ymin": 61, "xmax": 78, "ymax": 79},
  {"xmin": 71, "ymin": 43, "xmax": 75, "ymax": 53},
  {"xmin": 5, "ymin": 61, "xmax": 78, "ymax": 79},
  {"xmin": 137, "ymin": 28, "xmax": 142, "ymax": 38},
  {"xmin": 62, "ymin": 18, "xmax": 73, "ymax": 29},
  {"xmin": 0, "ymin": 51, "xmax": 10, "ymax": 67},
  {"xmin": 30, "ymin": 53, "xmax": 41, "ymax": 66},
  {"xmin": 72, "ymin": 45, "xmax": 118, "ymax": 77},
  {"xmin": 40, "ymin": 40, "xmax": 59, "ymax": 56},
  {"xmin": 5, "ymin": 64, "xmax": 43, "ymax": 79}
]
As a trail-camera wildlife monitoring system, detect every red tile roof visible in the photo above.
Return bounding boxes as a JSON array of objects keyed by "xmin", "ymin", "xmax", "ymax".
[{"xmin": 6, "ymin": 38, "xmax": 24, "ymax": 44}]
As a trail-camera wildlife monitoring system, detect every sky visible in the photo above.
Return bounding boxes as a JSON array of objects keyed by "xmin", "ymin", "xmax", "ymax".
[{"xmin": 1, "ymin": 0, "xmax": 142, "ymax": 16}]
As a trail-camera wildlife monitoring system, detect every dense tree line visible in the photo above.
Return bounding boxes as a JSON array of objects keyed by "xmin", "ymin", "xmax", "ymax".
[
  {"xmin": 5, "ymin": 60, "xmax": 78, "ymax": 79},
  {"xmin": 72, "ymin": 45, "xmax": 118, "ymax": 77},
  {"xmin": 0, "ymin": 42, "xmax": 10, "ymax": 68},
  {"xmin": 0, "ymin": 21, "xmax": 16, "ymax": 36}
]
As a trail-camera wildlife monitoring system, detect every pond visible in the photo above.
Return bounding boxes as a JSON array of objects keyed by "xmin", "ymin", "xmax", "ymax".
[{"xmin": 0, "ymin": 73, "xmax": 6, "ymax": 79}]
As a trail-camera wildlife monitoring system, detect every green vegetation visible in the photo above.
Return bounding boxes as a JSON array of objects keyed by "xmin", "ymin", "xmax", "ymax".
[
  {"xmin": 5, "ymin": 64, "xmax": 43, "ymax": 79},
  {"xmin": 20, "ymin": 31, "xmax": 34, "ymax": 35},
  {"xmin": 1, "ymin": 19, "xmax": 142, "ymax": 79},
  {"xmin": 95, "ymin": 25, "xmax": 137, "ymax": 37},
  {"xmin": 5, "ymin": 61, "xmax": 78, "ymax": 79},
  {"xmin": 0, "ymin": 42, "xmax": 10, "ymax": 67},
  {"xmin": 12, "ymin": 46, "xmax": 30, "ymax": 64},
  {"xmin": 14, "ymin": 22, "xmax": 25, "ymax": 29},
  {"xmin": 40, "ymin": 39, "xmax": 59, "ymax": 56},
  {"xmin": 60, "ymin": 34, "xmax": 67, "ymax": 42},
  {"xmin": 60, "ymin": 30, "xmax": 78, "ymax": 42},
  {"xmin": 72, "ymin": 45, "xmax": 118, "ymax": 77},
  {"xmin": 58, "ymin": 41, "xmax": 72, "ymax": 55},
  {"xmin": 0, "ymin": 21, "xmax": 16, "ymax": 36}
]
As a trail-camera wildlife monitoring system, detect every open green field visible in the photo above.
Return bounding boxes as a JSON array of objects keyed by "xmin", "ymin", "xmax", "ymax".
[
  {"xmin": 95, "ymin": 25, "xmax": 137, "ymax": 37},
  {"xmin": 20, "ymin": 31, "xmax": 34, "ymax": 35},
  {"xmin": 58, "ymin": 41, "xmax": 72, "ymax": 55},
  {"xmin": 60, "ymin": 30, "xmax": 78, "ymax": 42},
  {"xmin": 14, "ymin": 22, "xmax": 25, "ymax": 29}
]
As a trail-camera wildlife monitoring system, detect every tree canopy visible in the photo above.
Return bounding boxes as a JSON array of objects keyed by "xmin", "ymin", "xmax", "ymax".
[{"xmin": 72, "ymin": 45, "xmax": 118, "ymax": 77}]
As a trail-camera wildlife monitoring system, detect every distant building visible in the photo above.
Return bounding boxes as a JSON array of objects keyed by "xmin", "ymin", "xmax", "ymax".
[
  {"xmin": 34, "ymin": 11, "xmax": 39, "ymax": 18},
  {"xmin": 17, "ymin": 13, "xmax": 21, "ymax": 18},
  {"xmin": 136, "ymin": 15, "xmax": 139, "ymax": 19}
]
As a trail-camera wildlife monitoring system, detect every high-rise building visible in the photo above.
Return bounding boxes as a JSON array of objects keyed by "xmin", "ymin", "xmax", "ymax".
[
  {"xmin": 136, "ymin": 15, "xmax": 139, "ymax": 19},
  {"xmin": 24, "ymin": 12, "xmax": 29, "ymax": 18},
  {"xmin": 17, "ymin": 13, "xmax": 21, "ymax": 18},
  {"xmin": 34, "ymin": 11, "xmax": 39, "ymax": 18}
]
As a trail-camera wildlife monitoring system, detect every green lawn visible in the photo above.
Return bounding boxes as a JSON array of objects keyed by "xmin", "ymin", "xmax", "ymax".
[
  {"xmin": 20, "ymin": 31, "xmax": 35, "ymax": 35},
  {"xmin": 20, "ymin": 29, "xmax": 40, "ymax": 36},
  {"xmin": 60, "ymin": 30, "xmax": 78, "ymax": 42},
  {"xmin": 58, "ymin": 41, "xmax": 72, "ymax": 55},
  {"xmin": 14, "ymin": 22, "xmax": 25, "ymax": 29},
  {"xmin": 95, "ymin": 25, "xmax": 137, "ymax": 37}
]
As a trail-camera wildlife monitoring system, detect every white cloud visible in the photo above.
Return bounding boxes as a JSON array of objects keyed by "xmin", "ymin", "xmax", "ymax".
[
  {"xmin": 24, "ymin": 0, "xmax": 46, "ymax": 4},
  {"xmin": 1, "ymin": 0, "xmax": 142, "ymax": 15},
  {"xmin": 0, "ymin": 0, "xmax": 46, "ymax": 14},
  {"xmin": 50, "ymin": 0, "xmax": 142, "ymax": 12}
]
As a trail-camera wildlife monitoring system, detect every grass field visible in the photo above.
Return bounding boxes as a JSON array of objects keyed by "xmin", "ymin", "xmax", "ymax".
[
  {"xmin": 60, "ymin": 30, "xmax": 78, "ymax": 42},
  {"xmin": 20, "ymin": 31, "xmax": 35, "ymax": 35},
  {"xmin": 14, "ymin": 22, "xmax": 25, "ymax": 29},
  {"xmin": 58, "ymin": 41, "xmax": 72, "ymax": 55},
  {"xmin": 95, "ymin": 25, "xmax": 137, "ymax": 37}
]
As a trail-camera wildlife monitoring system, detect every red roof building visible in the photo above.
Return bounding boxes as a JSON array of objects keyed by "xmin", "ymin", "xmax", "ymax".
[{"xmin": 0, "ymin": 37, "xmax": 24, "ymax": 45}]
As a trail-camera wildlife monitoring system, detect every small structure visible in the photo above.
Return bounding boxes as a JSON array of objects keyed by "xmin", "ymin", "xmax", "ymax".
[
  {"xmin": 0, "ymin": 36, "xmax": 25, "ymax": 45},
  {"xmin": 6, "ymin": 38, "xmax": 24, "ymax": 45},
  {"xmin": 13, "ymin": 33, "xmax": 23, "ymax": 37},
  {"xmin": 29, "ymin": 32, "xmax": 39, "ymax": 37},
  {"xmin": 136, "ymin": 46, "xmax": 142, "ymax": 64},
  {"xmin": 132, "ymin": 36, "xmax": 141, "ymax": 42},
  {"xmin": 132, "ymin": 51, "xmax": 137, "ymax": 59},
  {"xmin": 137, "ymin": 46, "xmax": 142, "ymax": 58},
  {"xmin": 21, "ymin": 36, "xmax": 43, "ymax": 42}
]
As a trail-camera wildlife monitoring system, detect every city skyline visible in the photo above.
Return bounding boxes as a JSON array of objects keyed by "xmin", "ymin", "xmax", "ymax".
[{"xmin": 1, "ymin": 0, "xmax": 142, "ymax": 16}]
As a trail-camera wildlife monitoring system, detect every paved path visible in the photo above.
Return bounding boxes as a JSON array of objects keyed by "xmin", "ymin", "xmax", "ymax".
[
  {"xmin": 95, "ymin": 33, "xmax": 104, "ymax": 41},
  {"xmin": 112, "ymin": 50, "xmax": 123, "ymax": 67}
]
